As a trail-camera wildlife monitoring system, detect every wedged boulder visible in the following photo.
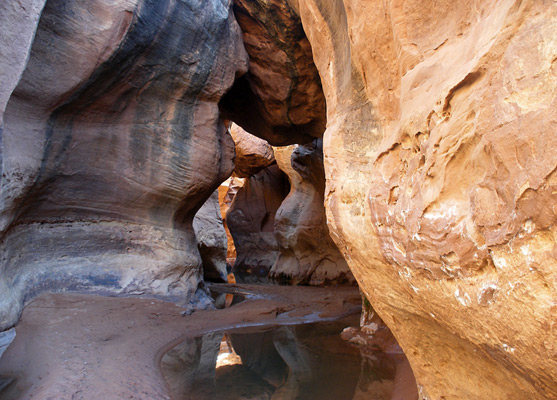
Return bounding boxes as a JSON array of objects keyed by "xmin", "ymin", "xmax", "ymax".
[
  {"xmin": 230, "ymin": 123, "xmax": 275, "ymax": 178},
  {"xmin": 0, "ymin": 0, "xmax": 248, "ymax": 330},
  {"xmin": 226, "ymin": 164, "xmax": 289, "ymax": 282},
  {"xmin": 289, "ymin": 0, "xmax": 557, "ymax": 398},
  {"xmin": 219, "ymin": 0, "xmax": 326, "ymax": 145},
  {"xmin": 272, "ymin": 140, "xmax": 354, "ymax": 285}
]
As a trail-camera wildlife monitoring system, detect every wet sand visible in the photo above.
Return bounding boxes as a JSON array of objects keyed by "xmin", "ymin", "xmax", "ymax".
[{"xmin": 0, "ymin": 284, "xmax": 362, "ymax": 399}]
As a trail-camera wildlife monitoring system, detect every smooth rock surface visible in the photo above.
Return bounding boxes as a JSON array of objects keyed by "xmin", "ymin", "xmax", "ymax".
[
  {"xmin": 226, "ymin": 165, "xmax": 289, "ymax": 281},
  {"xmin": 193, "ymin": 191, "xmax": 228, "ymax": 283},
  {"xmin": 290, "ymin": 0, "xmax": 557, "ymax": 398},
  {"xmin": 272, "ymin": 140, "xmax": 354, "ymax": 285},
  {"xmin": 0, "ymin": 0, "xmax": 248, "ymax": 330},
  {"xmin": 230, "ymin": 123, "xmax": 275, "ymax": 178}
]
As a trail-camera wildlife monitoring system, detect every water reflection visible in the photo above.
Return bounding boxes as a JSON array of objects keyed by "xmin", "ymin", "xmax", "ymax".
[{"xmin": 160, "ymin": 316, "xmax": 417, "ymax": 400}]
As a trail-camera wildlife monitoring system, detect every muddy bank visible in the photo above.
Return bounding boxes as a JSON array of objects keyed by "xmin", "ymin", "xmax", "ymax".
[{"xmin": 0, "ymin": 285, "xmax": 362, "ymax": 399}]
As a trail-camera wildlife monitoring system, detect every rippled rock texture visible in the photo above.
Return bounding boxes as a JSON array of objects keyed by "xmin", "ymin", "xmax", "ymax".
[
  {"xmin": 219, "ymin": 0, "xmax": 326, "ymax": 145},
  {"xmin": 288, "ymin": 0, "xmax": 557, "ymax": 398},
  {"xmin": 272, "ymin": 140, "xmax": 354, "ymax": 284},
  {"xmin": 0, "ymin": 0, "xmax": 247, "ymax": 330}
]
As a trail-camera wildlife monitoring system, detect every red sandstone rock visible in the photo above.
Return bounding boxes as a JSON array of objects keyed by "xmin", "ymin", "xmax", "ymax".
[
  {"xmin": 290, "ymin": 0, "xmax": 557, "ymax": 398},
  {"xmin": 219, "ymin": 0, "xmax": 326, "ymax": 145},
  {"xmin": 218, "ymin": 177, "xmax": 246, "ymax": 265}
]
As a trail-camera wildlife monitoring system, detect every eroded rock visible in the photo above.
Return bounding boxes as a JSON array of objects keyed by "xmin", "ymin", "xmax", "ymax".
[
  {"xmin": 193, "ymin": 191, "xmax": 228, "ymax": 283},
  {"xmin": 272, "ymin": 140, "xmax": 354, "ymax": 285},
  {"xmin": 0, "ymin": 0, "xmax": 247, "ymax": 330},
  {"xmin": 230, "ymin": 123, "xmax": 275, "ymax": 178},
  {"xmin": 226, "ymin": 164, "xmax": 289, "ymax": 281},
  {"xmin": 219, "ymin": 0, "xmax": 326, "ymax": 145},
  {"xmin": 290, "ymin": 0, "xmax": 557, "ymax": 398}
]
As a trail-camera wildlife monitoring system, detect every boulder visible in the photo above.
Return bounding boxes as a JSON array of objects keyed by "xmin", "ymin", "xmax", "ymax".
[{"xmin": 230, "ymin": 123, "xmax": 275, "ymax": 178}]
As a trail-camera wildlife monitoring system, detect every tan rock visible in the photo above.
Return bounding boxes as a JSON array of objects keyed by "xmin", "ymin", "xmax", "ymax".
[
  {"xmin": 272, "ymin": 140, "xmax": 354, "ymax": 285},
  {"xmin": 218, "ymin": 177, "xmax": 246, "ymax": 264},
  {"xmin": 230, "ymin": 123, "xmax": 275, "ymax": 178},
  {"xmin": 290, "ymin": 0, "xmax": 557, "ymax": 398}
]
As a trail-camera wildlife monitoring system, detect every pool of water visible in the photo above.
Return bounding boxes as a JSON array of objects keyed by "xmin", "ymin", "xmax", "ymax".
[{"xmin": 160, "ymin": 316, "xmax": 417, "ymax": 400}]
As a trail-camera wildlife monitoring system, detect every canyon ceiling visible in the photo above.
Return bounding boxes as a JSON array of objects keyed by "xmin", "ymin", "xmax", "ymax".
[{"xmin": 0, "ymin": 0, "xmax": 556, "ymax": 399}]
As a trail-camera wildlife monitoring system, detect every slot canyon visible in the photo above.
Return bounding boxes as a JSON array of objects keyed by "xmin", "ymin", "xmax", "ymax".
[{"xmin": 0, "ymin": 0, "xmax": 555, "ymax": 399}]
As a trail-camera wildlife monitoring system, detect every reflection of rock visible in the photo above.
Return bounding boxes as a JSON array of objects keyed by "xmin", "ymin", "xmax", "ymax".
[
  {"xmin": 220, "ymin": 0, "xmax": 326, "ymax": 145},
  {"xmin": 229, "ymin": 330, "xmax": 287, "ymax": 387},
  {"xmin": 0, "ymin": 0, "xmax": 247, "ymax": 330},
  {"xmin": 193, "ymin": 191, "xmax": 228, "ymax": 283},
  {"xmin": 162, "ymin": 319, "xmax": 415, "ymax": 400},
  {"xmin": 230, "ymin": 123, "xmax": 275, "ymax": 178},
  {"xmin": 289, "ymin": 0, "xmax": 557, "ymax": 398},
  {"xmin": 272, "ymin": 140, "xmax": 354, "ymax": 284},
  {"xmin": 271, "ymin": 326, "xmax": 313, "ymax": 399},
  {"xmin": 0, "ymin": 328, "xmax": 15, "ymax": 361},
  {"xmin": 226, "ymin": 165, "xmax": 289, "ymax": 281},
  {"xmin": 160, "ymin": 332, "xmax": 221, "ymax": 399}
]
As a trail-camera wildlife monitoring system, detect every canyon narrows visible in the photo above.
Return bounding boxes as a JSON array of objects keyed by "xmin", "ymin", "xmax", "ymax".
[{"xmin": 0, "ymin": 0, "xmax": 556, "ymax": 399}]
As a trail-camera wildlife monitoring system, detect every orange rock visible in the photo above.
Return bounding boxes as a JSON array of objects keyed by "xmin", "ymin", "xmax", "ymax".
[{"xmin": 290, "ymin": 0, "xmax": 557, "ymax": 398}]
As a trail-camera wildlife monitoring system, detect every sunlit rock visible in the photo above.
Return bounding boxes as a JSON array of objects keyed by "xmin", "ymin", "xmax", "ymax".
[{"xmin": 289, "ymin": 0, "xmax": 557, "ymax": 398}]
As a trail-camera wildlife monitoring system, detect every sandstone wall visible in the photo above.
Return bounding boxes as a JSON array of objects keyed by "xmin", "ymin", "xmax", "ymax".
[
  {"xmin": 272, "ymin": 140, "xmax": 354, "ymax": 285},
  {"xmin": 226, "ymin": 164, "xmax": 290, "ymax": 281},
  {"xmin": 289, "ymin": 0, "xmax": 557, "ymax": 398},
  {"xmin": 220, "ymin": 0, "xmax": 326, "ymax": 145},
  {"xmin": 0, "ymin": 0, "xmax": 247, "ymax": 330},
  {"xmin": 193, "ymin": 191, "xmax": 228, "ymax": 283}
]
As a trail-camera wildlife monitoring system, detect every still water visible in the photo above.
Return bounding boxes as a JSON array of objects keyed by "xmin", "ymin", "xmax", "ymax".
[{"xmin": 160, "ymin": 316, "xmax": 417, "ymax": 400}]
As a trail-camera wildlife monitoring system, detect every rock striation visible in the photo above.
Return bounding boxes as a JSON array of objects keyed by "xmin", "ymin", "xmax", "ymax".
[
  {"xmin": 0, "ymin": 0, "xmax": 247, "ymax": 330},
  {"xmin": 219, "ymin": 0, "xmax": 326, "ymax": 145},
  {"xmin": 272, "ymin": 140, "xmax": 354, "ymax": 284},
  {"xmin": 287, "ymin": 0, "xmax": 557, "ymax": 398}
]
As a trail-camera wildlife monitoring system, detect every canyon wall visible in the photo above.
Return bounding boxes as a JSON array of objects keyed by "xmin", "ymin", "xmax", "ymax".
[
  {"xmin": 287, "ymin": 0, "xmax": 556, "ymax": 398},
  {"xmin": 220, "ymin": 0, "xmax": 327, "ymax": 145},
  {"xmin": 272, "ymin": 140, "xmax": 354, "ymax": 284},
  {"xmin": 226, "ymin": 164, "xmax": 290, "ymax": 281},
  {"xmin": 0, "ymin": 0, "xmax": 247, "ymax": 330},
  {"xmin": 193, "ymin": 191, "xmax": 228, "ymax": 283}
]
